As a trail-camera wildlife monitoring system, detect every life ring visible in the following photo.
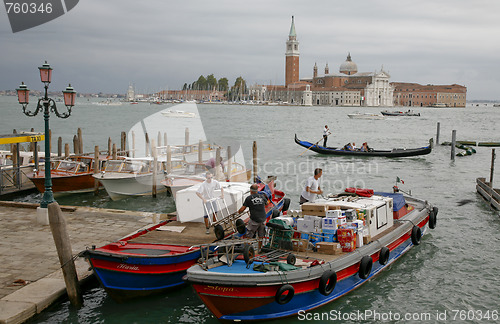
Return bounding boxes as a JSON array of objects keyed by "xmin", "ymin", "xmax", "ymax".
[
  {"xmin": 359, "ymin": 256, "xmax": 373, "ymax": 279},
  {"xmin": 318, "ymin": 270, "xmax": 337, "ymax": 296},
  {"xmin": 428, "ymin": 210, "xmax": 437, "ymax": 229},
  {"xmin": 275, "ymin": 284, "xmax": 294, "ymax": 304},
  {"xmin": 379, "ymin": 247, "xmax": 390, "ymax": 265},
  {"xmin": 243, "ymin": 244, "xmax": 255, "ymax": 265},
  {"xmin": 411, "ymin": 226, "xmax": 422, "ymax": 245}
]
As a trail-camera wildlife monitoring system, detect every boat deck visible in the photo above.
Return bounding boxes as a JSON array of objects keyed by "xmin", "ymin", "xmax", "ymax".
[{"xmin": 129, "ymin": 220, "xmax": 218, "ymax": 246}]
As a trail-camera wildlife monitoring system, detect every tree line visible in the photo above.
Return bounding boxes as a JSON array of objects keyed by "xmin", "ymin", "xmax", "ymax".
[{"xmin": 182, "ymin": 75, "xmax": 248, "ymax": 100}]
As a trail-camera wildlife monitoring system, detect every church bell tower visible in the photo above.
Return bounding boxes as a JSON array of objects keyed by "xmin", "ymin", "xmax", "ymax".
[{"xmin": 285, "ymin": 16, "xmax": 299, "ymax": 87}]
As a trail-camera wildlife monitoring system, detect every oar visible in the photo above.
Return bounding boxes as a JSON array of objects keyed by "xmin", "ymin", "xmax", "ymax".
[{"xmin": 299, "ymin": 137, "xmax": 325, "ymax": 156}]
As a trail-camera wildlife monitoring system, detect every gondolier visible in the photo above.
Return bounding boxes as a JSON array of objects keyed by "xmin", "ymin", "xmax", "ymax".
[
  {"xmin": 323, "ymin": 125, "xmax": 331, "ymax": 147},
  {"xmin": 299, "ymin": 168, "xmax": 323, "ymax": 205}
]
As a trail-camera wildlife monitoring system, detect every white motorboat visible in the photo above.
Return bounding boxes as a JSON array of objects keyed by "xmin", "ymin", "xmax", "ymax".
[
  {"xmin": 161, "ymin": 110, "xmax": 196, "ymax": 118},
  {"xmin": 347, "ymin": 112, "xmax": 385, "ymax": 119}
]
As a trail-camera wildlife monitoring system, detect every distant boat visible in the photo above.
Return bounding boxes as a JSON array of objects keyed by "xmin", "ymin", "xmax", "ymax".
[
  {"xmin": 347, "ymin": 112, "xmax": 385, "ymax": 120},
  {"xmin": 381, "ymin": 110, "xmax": 420, "ymax": 117},
  {"xmin": 161, "ymin": 110, "xmax": 196, "ymax": 118},
  {"xmin": 431, "ymin": 103, "xmax": 447, "ymax": 108}
]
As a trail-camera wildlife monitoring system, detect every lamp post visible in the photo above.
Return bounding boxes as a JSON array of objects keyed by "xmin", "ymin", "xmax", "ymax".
[{"xmin": 16, "ymin": 61, "xmax": 76, "ymax": 208}]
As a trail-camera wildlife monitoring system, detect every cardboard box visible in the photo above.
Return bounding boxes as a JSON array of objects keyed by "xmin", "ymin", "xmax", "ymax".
[
  {"xmin": 337, "ymin": 228, "xmax": 357, "ymax": 252},
  {"xmin": 322, "ymin": 217, "xmax": 337, "ymax": 230},
  {"xmin": 336, "ymin": 215, "xmax": 346, "ymax": 226},
  {"xmin": 297, "ymin": 218, "xmax": 314, "ymax": 233},
  {"xmin": 363, "ymin": 235, "xmax": 371, "ymax": 245},
  {"xmin": 292, "ymin": 239, "xmax": 309, "ymax": 252},
  {"xmin": 326, "ymin": 209, "xmax": 342, "ymax": 218},
  {"xmin": 301, "ymin": 203, "xmax": 326, "ymax": 216},
  {"xmin": 316, "ymin": 242, "xmax": 343, "ymax": 255}
]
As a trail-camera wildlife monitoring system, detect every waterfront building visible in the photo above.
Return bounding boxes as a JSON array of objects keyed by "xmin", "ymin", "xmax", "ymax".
[{"xmin": 392, "ymin": 82, "xmax": 467, "ymax": 107}]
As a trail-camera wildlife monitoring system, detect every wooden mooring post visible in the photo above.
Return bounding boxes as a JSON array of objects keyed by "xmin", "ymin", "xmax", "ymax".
[
  {"xmin": 48, "ymin": 202, "xmax": 83, "ymax": 308},
  {"xmin": 151, "ymin": 140, "xmax": 157, "ymax": 198},
  {"xmin": 436, "ymin": 122, "xmax": 440, "ymax": 145},
  {"xmin": 451, "ymin": 130, "xmax": 456, "ymax": 161},
  {"xmin": 94, "ymin": 145, "xmax": 100, "ymax": 195},
  {"xmin": 77, "ymin": 128, "xmax": 83, "ymax": 155},
  {"xmin": 490, "ymin": 149, "xmax": 496, "ymax": 186},
  {"xmin": 253, "ymin": 141, "xmax": 258, "ymax": 182}
]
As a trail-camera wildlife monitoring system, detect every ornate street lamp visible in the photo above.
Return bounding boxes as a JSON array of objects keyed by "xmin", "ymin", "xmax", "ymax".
[{"xmin": 16, "ymin": 61, "xmax": 76, "ymax": 208}]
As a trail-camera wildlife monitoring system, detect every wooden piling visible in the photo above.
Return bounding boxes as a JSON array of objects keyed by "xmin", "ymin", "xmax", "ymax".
[
  {"xmin": 198, "ymin": 140, "xmax": 203, "ymax": 163},
  {"xmin": 64, "ymin": 143, "xmax": 70, "ymax": 158},
  {"xmin": 185, "ymin": 128, "xmax": 189, "ymax": 147},
  {"xmin": 47, "ymin": 202, "xmax": 83, "ymax": 308},
  {"xmin": 57, "ymin": 137, "xmax": 62, "ymax": 157},
  {"xmin": 73, "ymin": 135, "xmax": 79, "ymax": 155},
  {"xmin": 157, "ymin": 131, "xmax": 162, "ymax": 148},
  {"xmin": 215, "ymin": 147, "xmax": 222, "ymax": 179},
  {"xmin": 227, "ymin": 146, "xmax": 232, "ymax": 181},
  {"xmin": 145, "ymin": 133, "xmax": 150, "ymax": 157},
  {"xmin": 253, "ymin": 141, "xmax": 258, "ymax": 182},
  {"xmin": 121, "ymin": 132, "xmax": 126, "ymax": 155},
  {"xmin": 30, "ymin": 128, "xmax": 36, "ymax": 152},
  {"xmin": 112, "ymin": 144, "xmax": 117, "ymax": 160},
  {"xmin": 164, "ymin": 133, "xmax": 167, "ymax": 147},
  {"xmin": 77, "ymin": 128, "xmax": 83, "ymax": 155},
  {"xmin": 108, "ymin": 137, "xmax": 112, "ymax": 157},
  {"xmin": 451, "ymin": 130, "xmax": 456, "ymax": 161},
  {"xmin": 166, "ymin": 145, "xmax": 172, "ymax": 173},
  {"xmin": 94, "ymin": 146, "xmax": 100, "ymax": 195},
  {"xmin": 132, "ymin": 131, "xmax": 136, "ymax": 158},
  {"xmin": 490, "ymin": 149, "xmax": 496, "ymax": 186},
  {"xmin": 151, "ymin": 140, "xmax": 157, "ymax": 198},
  {"xmin": 436, "ymin": 122, "xmax": 440, "ymax": 145}
]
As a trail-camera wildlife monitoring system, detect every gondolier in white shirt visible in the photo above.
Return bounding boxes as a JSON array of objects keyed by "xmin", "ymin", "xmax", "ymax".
[
  {"xmin": 299, "ymin": 168, "xmax": 323, "ymax": 205},
  {"xmin": 196, "ymin": 172, "xmax": 224, "ymax": 234},
  {"xmin": 323, "ymin": 125, "xmax": 331, "ymax": 147}
]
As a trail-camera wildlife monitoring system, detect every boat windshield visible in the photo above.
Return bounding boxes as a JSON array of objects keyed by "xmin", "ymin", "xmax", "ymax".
[
  {"xmin": 104, "ymin": 161, "xmax": 123, "ymax": 172},
  {"xmin": 57, "ymin": 161, "xmax": 79, "ymax": 172},
  {"xmin": 121, "ymin": 161, "xmax": 149, "ymax": 173}
]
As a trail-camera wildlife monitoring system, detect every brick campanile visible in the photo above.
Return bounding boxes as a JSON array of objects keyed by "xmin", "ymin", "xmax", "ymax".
[{"xmin": 285, "ymin": 16, "xmax": 299, "ymax": 87}]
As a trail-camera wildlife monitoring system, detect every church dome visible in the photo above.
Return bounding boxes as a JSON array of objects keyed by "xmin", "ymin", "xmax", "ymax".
[{"xmin": 339, "ymin": 53, "xmax": 358, "ymax": 75}]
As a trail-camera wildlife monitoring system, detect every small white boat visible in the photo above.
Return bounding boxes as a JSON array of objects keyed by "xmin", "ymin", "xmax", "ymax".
[
  {"xmin": 347, "ymin": 112, "xmax": 385, "ymax": 120},
  {"xmin": 93, "ymin": 157, "xmax": 176, "ymax": 200},
  {"xmin": 161, "ymin": 110, "xmax": 196, "ymax": 118}
]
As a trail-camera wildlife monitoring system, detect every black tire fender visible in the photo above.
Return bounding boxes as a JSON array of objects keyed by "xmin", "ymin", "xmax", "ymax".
[
  {"xmin": 359, "ymin": 255, "xmax": 373, "ymax": 280},
  {"xmin": 379, "ymin": 246, "xmax": 390, "ymax": 265},
  {"xmin": 411, "ymin": 226, "xmax": 422, "ymax": 245},
  {"xmin": 318, "ymin": 270, "xmax": 337, "ymax": 296},
  {"xmin": 275, "ymin": 284, "xmax": 294, "ymax": 305}
]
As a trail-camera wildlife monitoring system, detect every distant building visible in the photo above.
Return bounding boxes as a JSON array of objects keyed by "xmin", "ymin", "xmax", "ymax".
[
  {"xmin": 126, "ymin": 84, "xmax": 135, "ymax": 101},
  {"xmin": 392, "ymin": 83, "xmax": 467, "ymax": 107}
]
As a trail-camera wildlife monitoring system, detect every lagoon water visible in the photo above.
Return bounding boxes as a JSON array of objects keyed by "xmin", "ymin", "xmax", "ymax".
[{"xmin": 1, "ymin": 96, "xmax": 499, "ymax": 323}]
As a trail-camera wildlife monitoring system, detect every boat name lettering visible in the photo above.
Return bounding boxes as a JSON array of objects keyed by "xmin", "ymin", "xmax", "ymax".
[
  {"xmin": 206, "ymin": 285, "xmax": 235, "ymax": 292},
  {"xmin": 117, "ymin": 264, "xmax": 140, "ymax": 271}
]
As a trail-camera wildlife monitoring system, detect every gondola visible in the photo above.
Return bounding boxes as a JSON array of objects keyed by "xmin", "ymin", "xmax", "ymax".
[{"xmin": 295, "ymin": 134, "xmax": 432, "ymax": 157}]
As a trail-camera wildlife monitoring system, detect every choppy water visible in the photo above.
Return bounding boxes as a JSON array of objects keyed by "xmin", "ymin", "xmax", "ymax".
[{"xmin": 2, "ymin": 96, "xmax": 499, "ymax": 323}]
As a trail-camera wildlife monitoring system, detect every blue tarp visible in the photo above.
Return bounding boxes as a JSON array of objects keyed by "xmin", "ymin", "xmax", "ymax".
[{"xmin": 374, "ymin": 192, "xmax": 406, "ymax": 212}]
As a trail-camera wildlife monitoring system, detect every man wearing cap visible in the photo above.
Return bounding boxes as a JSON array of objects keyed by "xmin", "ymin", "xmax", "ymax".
[{"xmin": 238, "ymin": 183, "xmax": 268, "ymax": 251}]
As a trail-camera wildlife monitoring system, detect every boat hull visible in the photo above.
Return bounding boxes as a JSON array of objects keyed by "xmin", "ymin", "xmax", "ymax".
[
  {"xmin": 295, "ymin": 134, "xmax": 432, "ymax": 157},
  {"xmin": 28, "ymin": 172, "xmax": 100, "ymax": 194},
  {"xmin": 185, "ymin": 198, "xmax": 433, "ymax": 321},
  {"xmin": 95, "ymin": 173, "xmax": 167, "ymax": 200}
]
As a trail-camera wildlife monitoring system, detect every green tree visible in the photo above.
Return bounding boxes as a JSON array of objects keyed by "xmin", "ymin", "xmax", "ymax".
[
  {"xmin": 182, "ymin": 83, "xmax": 188, "ymax": 90},
  {"xmin": 218, "ymin": 77, "xmax": 228, "ymax": 91},
  {"xmin": 206, "ymin": 74, "xmax": 217, "ymax": 90},
  {"xmin": 196, "ymin": 75, "xmax": 207, "ymax": 90},
  {"xmin": 230, "ymin": 76, "xmax": 247, "ymax": 100}
]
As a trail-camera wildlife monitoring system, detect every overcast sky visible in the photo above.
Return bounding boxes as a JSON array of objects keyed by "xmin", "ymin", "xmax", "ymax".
[{"xmin": 1, "ymin": 0, "xmax": 499, "ymax": 100}]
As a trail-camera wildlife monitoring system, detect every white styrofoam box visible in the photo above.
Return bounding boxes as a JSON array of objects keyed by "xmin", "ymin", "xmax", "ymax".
[
  {"xmin": 305, "ymin": 215, "xmax": 322, "ymax": 229},
  {"xmin": 322, "ymin": 217, "xmax": 338, "ymax": 230},
  {"xmin": 326, "ymin": 209, "xmax": 342, "ymax": 218},
  {"xmin": 275, "ymin": 216, "xmax": 294, "ymax": 227},
  {"xmin": 363, "ymin": 227, "xmax": 369, "ymax": 236},
  {"xmin": 352, "ymin": 220, "xmax": 364, "ymax": 231},
  {"xmin": 297, "ymin": 218, "xmax": 314, "ymax": 233}
]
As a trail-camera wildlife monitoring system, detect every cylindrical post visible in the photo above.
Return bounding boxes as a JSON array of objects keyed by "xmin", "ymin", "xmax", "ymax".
[
  {"xmin": 132, "ymin": 131, "xmax": 136, "ymax": 158},
  {"xmin": 151, "ymin": 140, "xmax": 157, "ymax": 198},
  {"xmin": 57, "ymin": 137, "xmax": 62, "ymax": 157},
  {"xmin": 436, "ymin": 122, "xmax": 440, "ymax": 145},
  {"xmin": 215, "ymin": 147, "xmax": 222, "ymax": 179},
  {"xmin": 30, "ymin": 128, "xmax": 36, "ymax": 152},
  {"xmin": 157, "ymin": 131, "xmax": 162, "ymax": 148},
  {"xmin": 94, "ymin": 146, "xmax": 100, "ymax": 195},
  {"xmin": 451, "ymin": 130, "xmax": 456, "ymax": 161},
  {"xmin": 107, "ymin": 137, "xmax": 112, "ymax": 157},
  {"xmin": 167, "ymin": 145, "xmax": 172, "ymax": 173},
  {"xmin": 48, "ymin": 202, "xmax": 83, "ymax": 307},
  {"xmin": 490, "ymin": 149, "xmax": 496, "ymax": 186},
  {"xmin": 198, "ymin": 140, "xmax": 203, "ymax": 163},
  {"xmin": 164, "ymin": 133, "xmax": 167, "ymax": 147},
  {"xmin": 184, "ymin": 127, "xmax": 189, "ymax": 153},
  {"xmin": 112, "ymin": 144, "xmax": 117, "ymax": 160},
  {"xmin": 227, "ymin": 146, "xmax": 232, "ymax": 181},
  {"xmin": 253, "ymin": 141, "xmax": 258, "ymax": 182},
  {"xmin": 64, "ymin": 143, "xmax": 70, "ymax": 158},
  {"xmin": 77, "ymin": 128, "xmax": 83, "ymax": 155},
  {"xmin": 145, "ymin": 133, "xmax": 150, "ymax": 157},
  {"xmin": 73, "ymin": 135, "xmax": 79, "ymax": 155},
  {"xmin": 121, "ymin": 131, "xmax": 126, "ymax": 155}
]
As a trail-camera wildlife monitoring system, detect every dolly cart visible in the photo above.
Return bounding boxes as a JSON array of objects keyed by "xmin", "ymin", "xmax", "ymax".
[{"xmin": 204, "ymin": 197, "xmax": 248, "ymax": 240}]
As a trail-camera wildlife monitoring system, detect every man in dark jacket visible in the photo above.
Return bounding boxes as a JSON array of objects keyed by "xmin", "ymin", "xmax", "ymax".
[{"xmin": 238, "ymin": 183, "xmax": 268, "ymax": 251}]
